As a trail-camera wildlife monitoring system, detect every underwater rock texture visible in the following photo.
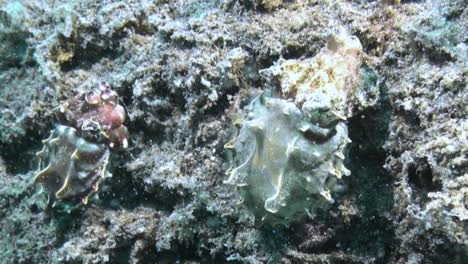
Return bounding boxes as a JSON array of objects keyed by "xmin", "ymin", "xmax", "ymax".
[
  {"xmin": 0, "ymin": 0, "xmax": 466, "ymax": 263},
  {"xmin": 381, "ymin": 0, "xmax": 468, "ymax": 261}
]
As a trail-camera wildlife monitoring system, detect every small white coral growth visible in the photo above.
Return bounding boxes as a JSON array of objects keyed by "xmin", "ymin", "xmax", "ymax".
[
  {"xmin": 226, "ymin": 29, "xmax": 365, "ymax": 224},
  {"xmin": 401, "ymin": 152, "xmax": 468, "ymax": 246}
]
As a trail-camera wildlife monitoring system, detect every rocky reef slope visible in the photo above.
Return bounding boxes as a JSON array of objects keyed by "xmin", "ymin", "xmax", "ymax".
[{"xmin": 0, "ymin": 0, "xmax": 466, "ymax": 263}]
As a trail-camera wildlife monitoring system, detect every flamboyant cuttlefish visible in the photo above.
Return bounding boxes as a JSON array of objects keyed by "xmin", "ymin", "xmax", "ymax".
[
  {"xmin": 225, "ymin": 28, "xmax": 376, "ymax": 225},
  {"xmin": 35, "ymin": 82, "xmax": 129, "ymax": 210}
]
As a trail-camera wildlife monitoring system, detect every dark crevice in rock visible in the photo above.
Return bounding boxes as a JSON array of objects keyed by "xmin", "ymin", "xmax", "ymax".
[
  {"xmin": 111, "ymin": 242, "xmax": 131, "ymax": 264},
  {"xmin": 0, "ymin": 129, "xmax": 48, "ymax": 174},
  {"xmin": 407, "ymin": 158, "xmax": 441, "ymax": 193},
  {"xmin": 50, "ymin": 209, "xmax": 86, "ymax": 248},
  {"xmin": 59, "ymin": 43, "xmax": 121, "ymax": 72},
  {"xmin": 281, "ymin": 44, "xmax": 308, "ymax": 60},
  {"xmin": 155, "ymin": 240, "xmax": 211, "ymax": 263},
  {"xmin": 400, "ymin": 109, "xmax": 421, "ymax": 128},
  {"xmin": 337, "ymin": 89, "xmax": 395, "ymax": 262},
  {"xmin": 407, "ymin": 158, "xmax": 442, "ymax": 206},
  {"xmin": 256, "ymin": 53, "xmax": 280, "ymax": 72}
]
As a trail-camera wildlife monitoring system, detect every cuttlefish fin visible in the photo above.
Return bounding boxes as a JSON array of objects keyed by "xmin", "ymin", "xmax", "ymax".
[
  {"xmin": 55, "ymin": 173, "xmax": 71, "ymax": 199},
  {"xmin": 34, "ymin": 164, "xmax": 52, "ymax": 183}
]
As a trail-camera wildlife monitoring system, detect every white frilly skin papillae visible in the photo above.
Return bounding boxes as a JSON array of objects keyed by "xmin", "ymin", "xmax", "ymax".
[{"xmin": 225, "ymin": 94, "xmax": 351, "ymax": 224}]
